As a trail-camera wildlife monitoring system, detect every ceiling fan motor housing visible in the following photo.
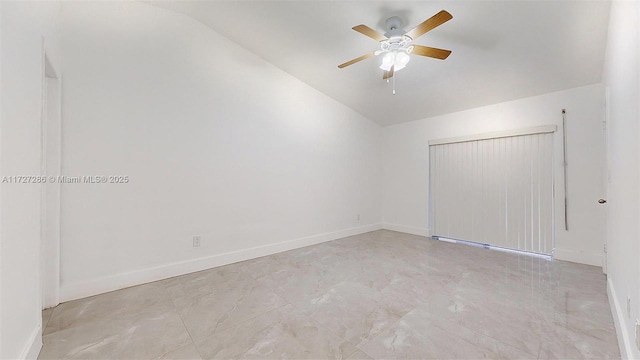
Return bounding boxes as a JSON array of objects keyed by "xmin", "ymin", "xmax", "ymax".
[{"xmin": 384, "ymin": 16, "xmax": 407, "ymax": 38}]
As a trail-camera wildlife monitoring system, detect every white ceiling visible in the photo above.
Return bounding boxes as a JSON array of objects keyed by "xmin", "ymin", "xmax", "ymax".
[{"xmin": 147, "ymin": 1, "xmax": 611, "ymax": 126}]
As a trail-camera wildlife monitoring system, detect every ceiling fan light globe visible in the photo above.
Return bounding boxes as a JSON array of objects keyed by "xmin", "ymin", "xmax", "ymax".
[
  {"xmin": 380, "ymin": 52, "xmax": 395, "ymax": 70},
  {"xmin": 380, "ymin": 63, "xmax": 393, "ymax": 71},
  {"xmin": 382, "ymin": 52, "xmax": 394, "ymax": 64},
  {"xmin": 395, "ymin": 51, "xmax": 410, "ymax": 66}
]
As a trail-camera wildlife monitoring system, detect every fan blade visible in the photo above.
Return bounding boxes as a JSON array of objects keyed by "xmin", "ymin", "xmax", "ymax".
[
  {"xmin": 411, "ymin": 45, "xmax": 452, "ymax": 60},
  {"xmin": 352, "ymin": 25, "xmax": 387, "ymax": 42},
  {"xmin": 405, "ymin": 10, "xmax": 453, "ymax": 40},
  {"xmin": 338, "ymin": 52, "xmax": 375, "ymax": 68},
  {"xmin": 383, "ymin": 65, "xmax": 394, "ymax": 79}
]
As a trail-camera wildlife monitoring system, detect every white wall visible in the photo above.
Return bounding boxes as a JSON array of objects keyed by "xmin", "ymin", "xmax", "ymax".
[
  {"xmin": 603, "ymin": 1, "xmax": 640, "ymax": 358},
  {"xmin": 382, "ymin": 84, "xmax": 606, "ymax": 266},
  {"xmin": 59, "ymin": 2, "xmax": 382, "ymax": 301},
  {"xmin": 0, "ymin": 1, "xmax": 62, "ymax": 359}
]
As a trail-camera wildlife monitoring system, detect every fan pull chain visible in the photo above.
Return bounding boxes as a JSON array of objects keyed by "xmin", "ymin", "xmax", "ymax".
[
  {"xmin": 385, "ymin": 74, "xmax": 396, "ymax": 95},
  {"xmin": 393, "ymin": 74, "xmax": 396, "ymax": 95}
]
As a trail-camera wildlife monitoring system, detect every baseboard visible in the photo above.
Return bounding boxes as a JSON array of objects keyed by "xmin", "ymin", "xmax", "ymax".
[
  {"xmin": 553, "ymin": 247, "xmax": 603, "ymax": 267},
  {"xmin": 60, "ymin": 223, "xmax": 383, "ymax": 302},
  {"xmin": 20, "ymin": 325, "xmax": 42, "ymax": 360},
  {"xmin": 607, "ymin": 277, "xmax": 632, "ymax": 359},
  {"xmin": 381, "ymin": 223, "xmax": 430, "ymax": 237}
]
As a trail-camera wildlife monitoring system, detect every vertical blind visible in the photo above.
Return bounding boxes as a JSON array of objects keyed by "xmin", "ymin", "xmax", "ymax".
[{"xmin": 429, "ymin": 130, "xmax": 554, "ymax": 255}]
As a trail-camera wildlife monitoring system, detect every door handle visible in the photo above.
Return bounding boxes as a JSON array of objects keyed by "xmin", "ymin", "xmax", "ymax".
[{"xmin": 598, "ymin": 199, "xmax": 607, "ymax": 204}]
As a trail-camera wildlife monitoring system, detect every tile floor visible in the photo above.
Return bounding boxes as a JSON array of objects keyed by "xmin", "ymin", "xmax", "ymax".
[{"xmin": 39, "ymin": 230, "xmax": 620, "ymax": 359}]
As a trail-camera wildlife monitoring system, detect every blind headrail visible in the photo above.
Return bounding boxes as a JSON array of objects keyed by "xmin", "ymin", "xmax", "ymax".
[{"xmin": 428, "ymin": 125, "xmax": 557, "ymax": 146}]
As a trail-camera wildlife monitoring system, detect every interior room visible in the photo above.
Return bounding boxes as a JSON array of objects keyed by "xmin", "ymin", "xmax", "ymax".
[{"xmin": 1, "ymin": 0, "xmax": 638, "ymax": 359}]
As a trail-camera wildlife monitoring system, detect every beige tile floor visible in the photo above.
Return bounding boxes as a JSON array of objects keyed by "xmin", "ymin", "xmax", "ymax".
[{"xmin": 39, "ymin": 230, "xmax": 620, "ymax": 359}]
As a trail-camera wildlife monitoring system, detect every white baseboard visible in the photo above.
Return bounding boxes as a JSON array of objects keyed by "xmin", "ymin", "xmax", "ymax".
[
  {"xmin": 381, "ymin": 223, "xmax": 430, "ymax": 237},
  {"xmin": 607, "ymin": 277, "xmax": 632, "ymax": 359},
  {"xmin": 553, "ymin": 247, "xmax": 603, "ymax": 267},
  {"xmin": 60, "ymin": 223, "xmax": 383, "ymax": 302},
  {"xmin": 20, "ymin": 325, "xmax": 42, "ymax": 360}
]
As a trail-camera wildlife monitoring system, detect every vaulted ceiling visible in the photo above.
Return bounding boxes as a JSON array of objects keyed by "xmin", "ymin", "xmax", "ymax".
[{"xmin": 148, "ymin": 1, "xmax": 611, "ymax": 126}]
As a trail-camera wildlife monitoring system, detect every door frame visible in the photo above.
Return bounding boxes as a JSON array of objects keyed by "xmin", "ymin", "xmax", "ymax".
[
  {"xmin": 603, "ymin": 86, "xmax": 611, "ymax": 275},
  {"xmin": 40, "ymin": 50, "xmax": 62, "ymax": 310}
]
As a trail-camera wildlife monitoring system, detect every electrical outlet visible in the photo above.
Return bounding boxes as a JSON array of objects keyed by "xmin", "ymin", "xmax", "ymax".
[
  {"xmin": 628, "ymin": 297, "xmax": 632, "ymax": 318},
  {"xmin": 357, "ymin": 214, "xmax": 361, "ymax": 221},
  {"xmin": 192, "ymin": 235, "xmax": 201, "ymax": 247}
]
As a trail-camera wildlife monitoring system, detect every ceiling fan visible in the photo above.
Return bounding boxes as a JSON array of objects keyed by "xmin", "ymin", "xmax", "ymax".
[{"xmin": 338, "ymin": 10, "xmax": 453, "ymax": 80}]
